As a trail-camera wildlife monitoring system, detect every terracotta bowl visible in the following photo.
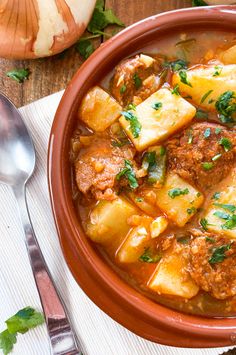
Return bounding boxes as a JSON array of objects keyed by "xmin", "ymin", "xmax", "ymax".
[{"xmin": 48, "ymin": 5, "xmax": 236, "ymax": 348}]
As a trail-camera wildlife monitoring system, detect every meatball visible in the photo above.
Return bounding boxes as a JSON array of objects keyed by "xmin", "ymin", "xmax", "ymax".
[
  {"xmin": 167, "ymin": 123, "xmax": 236, "ymax": 191},
  {"xmin": 189, "ymin": 234, "xmax": 236, "ymax": 299},
  {"xmin": 110, "ymin": 54, "xmax": 160, "ymax": 107},
  {"xmin": 75, "ymin": 134, "xmax": 136, "ymax": 200}
]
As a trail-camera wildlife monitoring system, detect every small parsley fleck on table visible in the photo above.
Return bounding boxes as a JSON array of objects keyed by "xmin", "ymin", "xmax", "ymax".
[{"xmin": 6, "ymin": 68, "xmax": 30, "ymax": 83}]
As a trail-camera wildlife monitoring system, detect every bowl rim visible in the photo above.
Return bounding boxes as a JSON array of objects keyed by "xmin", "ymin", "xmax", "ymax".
[{"xmin": 48, "ymin": 5, "xmax": 236, "ymax": 348}]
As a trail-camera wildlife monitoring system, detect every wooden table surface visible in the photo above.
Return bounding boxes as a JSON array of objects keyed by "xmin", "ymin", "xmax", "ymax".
[{"xmin": 0, "ymin": 0, "xmax": 192, "ymax": 107}]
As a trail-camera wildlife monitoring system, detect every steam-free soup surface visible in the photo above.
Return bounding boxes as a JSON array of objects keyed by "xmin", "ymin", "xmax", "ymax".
[{"xmin": 71, "ymin": 29, "xmax": 236, "ymax": 317}]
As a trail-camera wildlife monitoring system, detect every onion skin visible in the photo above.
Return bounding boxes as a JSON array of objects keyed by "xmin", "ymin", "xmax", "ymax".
[{"xmin": 0, "ymin": 0, "xmax": 96, "ymax": 59}]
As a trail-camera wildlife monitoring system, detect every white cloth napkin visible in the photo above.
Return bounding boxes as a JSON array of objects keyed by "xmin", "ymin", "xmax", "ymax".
[{"xmin": 0, "ymin": 91, "xmax": 233, "ymax": 355}]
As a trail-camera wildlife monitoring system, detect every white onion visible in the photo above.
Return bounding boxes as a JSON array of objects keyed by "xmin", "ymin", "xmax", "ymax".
[{"xmin": 0, "ymin": 0, "xmax": 96, "ymax": 59}]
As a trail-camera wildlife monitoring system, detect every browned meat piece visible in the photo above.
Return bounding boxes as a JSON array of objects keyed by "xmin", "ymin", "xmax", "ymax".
[
  {"xmin": 167, "ymin": 123, "xmax": 236, "ymax": 191},
  {"xmin": 74, "ymin": 134, "xmax": 136, "ymax": 200},
  {"xmin": 110, "ymin": 54, "xmax": 161, "ymax": 107},
  {"xmin": 189, "ymin": 234, "xmax": 236, "ymax": 299}
]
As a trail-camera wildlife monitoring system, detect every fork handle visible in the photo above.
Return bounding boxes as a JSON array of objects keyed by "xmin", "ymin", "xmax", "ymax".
[{"xmin": 13, "ymin": 185, "xmax": 82, "ymax": 355}]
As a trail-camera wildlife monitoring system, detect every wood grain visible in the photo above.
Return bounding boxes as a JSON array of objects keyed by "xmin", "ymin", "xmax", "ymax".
[{"xmin": 0, "ymin": 0, "xmax": 192, "ymax": 107}]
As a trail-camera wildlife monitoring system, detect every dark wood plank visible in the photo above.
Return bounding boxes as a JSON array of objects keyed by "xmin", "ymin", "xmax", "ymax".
[{"xmin": 0, "ymin": 0, "xmax": 192, "ymax": 107}]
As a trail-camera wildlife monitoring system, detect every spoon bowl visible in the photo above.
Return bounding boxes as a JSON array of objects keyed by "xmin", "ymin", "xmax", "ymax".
[{"xmin": 0, "ymin": 94, "xmax": 35, "ymax": 185}]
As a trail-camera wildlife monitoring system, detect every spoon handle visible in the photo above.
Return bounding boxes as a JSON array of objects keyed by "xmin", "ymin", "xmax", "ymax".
[{"xmin": 13, "ymin": 185, "xmax": 82, "ymax": 355}]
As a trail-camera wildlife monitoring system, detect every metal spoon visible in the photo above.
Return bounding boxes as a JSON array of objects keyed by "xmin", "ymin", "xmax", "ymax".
[{"xmin": 0, "ymin": 93, "xmax": 81, "ymax": 355}]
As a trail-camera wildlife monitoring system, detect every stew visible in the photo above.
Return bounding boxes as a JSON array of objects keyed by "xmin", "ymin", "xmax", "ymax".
[{"xmin": 70, "ymin": 29, "xmax": 236, "ymax": 317}]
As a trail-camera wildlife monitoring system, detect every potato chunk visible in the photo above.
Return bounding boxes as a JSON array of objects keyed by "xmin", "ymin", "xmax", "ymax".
[
  {"xmin": 155, "ymin": 173, "xmax": 204, "ymax": 227},
  {"xmin": 172, "ymin": 65, "xmax": 236, "ymax": 111},
  {"xmin": 219, "ymin": 45, "xmax": 236, "ymax": 64},
  {"xmin": 86, "ymin": 196, "xmax": 138, "ymax": 246},
  {"xmin": 148, "ymin": 244, "xmax": 199, "ymax": 298},
  {"xmin": 204, "ymin": 170, "xmax": 236, "ymax": 239},
  {"xmin": 119, "ymin": 88, "xmax": 196, "ymax": 151},
  {"xmin": 78, "ymin": 86, "xmax": 122, "ymax": 132},
  {"xmin": 117, "ymin": 226, "xmax": 150, "ymax": 263}
]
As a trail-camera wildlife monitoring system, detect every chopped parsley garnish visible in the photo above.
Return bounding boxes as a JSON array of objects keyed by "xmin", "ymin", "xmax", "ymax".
[
  {"xmin": 219, "ymin": 137, "xmax": 232, "ymax": 152},
  {"xmin": 121, "ymin": 110, "xmax": 141, "ymax": 138},
  {"xmin": 6, "ymin": 68, "xmax": 30, "ymax": 83},
  {"xmin": 151, "ymin": 102, "xmax": 162, "ymax": 110},
  {"xmin": 168, "ymin": 187, "xmax": 189, "ymax": 199},
  {"xmin": 76, "ymin": 39, "xmax": 95, "ymax": 59},
  {"xmin": 135, "ymin": 197, "xmax": 143, "ymax": 202},
  {"xmin": 213, "ymin": 203, "xmax": 236, "ymax": 213},
  {"xmin": 201, "ymin": 90, "xmax": 213, "ymax": 104},
  {"xmin": 197, "ymin": 192, "xmax": 201, "ymax": 197},
  {"xmin": 203, "ymin": 128, "xmax": 211, "ymax": 139},
  {"xmin": 187, "ymin": 207, "xmax": 196, "ymax": 215},
  {"xmin": 213, "ymin": 211, "xmax": 230, "ymax": 220},
  {"xmin": 209, "ymin": 244, "xmax": 231, "ymax": 264},
  {"xmin": 212, "ymin": 153, "xmax": 221, "ymax": 162},
  {"xmin": 116, "ymin": 159, "xmax": 138, "ymax": 189},
  {"xmin": 202, "ymin": 162, "xmax": 214, "ymax": 171},
  {"xmin": 120, "ymin": 84, "xmax": 127, "ymax": 94},
  {"xmin": 212, "ymin": 192, "xmax": 220, "ymax": 200},
  {"xmin": 142, "ymin": 148, "xmax": 166, "ymax": 185},
  {"xmin": 111, "ymin": 137, "xmax": 130, "ymax": 147},
  {"xmin": 208, "ymin": 99, "xmax": 215, "ymax": 104},
  {"xmin": 171, "ymin": 84, "xmax": 180, "ymax": 96},
  {"xmin": 215, "ymin": 91, "xmax": 236, "ymax": 124},
  {"xmin": 179, "ymin": 70, "xmax": 192, "ymax": 87},
  {"xmin": 200, "ymin": 218, "xmax": 210, "ymax": 231},
  {"xmin": 139, "ymin": 248, "xmax": 161, "ymax": 263},
  {"xmin": 192, "ymin": 0, "xmax": 208, "ymax": 6},
  {"xmin": 133, "ymin": 73, "xmax": 142, "ymax": 89},
  {"xmin": 222, "ymin": 215, "xmax": 236, "ymax": 230},
  {"xmin": 0, "ymin": 307, "xmax": 44, "ymax": 355},
  {"xmin": 87, "ymin": 0, "xmax": 124, "ymax": 35},
  {"xmin": 213, "ymin": 66, "xmax": 223, "ymax": 77},
  {"xmin": 169, "ymin": 59, "xmax": 188, "ymax": 72},
  {"xmin": 177, "ymin": 235, "xmax": 191, "ymax": 244},
  {"xmin": 215, "ymin": 127, "xmax": 222, "ymax": 135},
  {"xmin": 195, "ymin": 108, "xmax": 208, "ymax": 119},
  {"xmin": 205, "ymin": 237, "xmax": 215, "ymax": 243},
  {"xmin": 127, "ymin": 103, "xmax": 137, "ymax": 111}
]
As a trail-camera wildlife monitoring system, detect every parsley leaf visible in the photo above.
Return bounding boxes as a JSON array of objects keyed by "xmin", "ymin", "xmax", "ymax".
[
  {"xmin": 142, "ymin": 148, "xmax": 166, "ymax": 185},
  {"xmin": 195, "ymin": 108, "xmax": 208, "ymax": 119},
  {"xmin": 139, "ymin": 248, "xmax": 161, "ymax": 263},
  {"xmin": 168, "ymin": 187, "xmax": 189, "ymax": 199},
  {"xmin": 212, "ymin": 192, "xmax": 220, "ymax": 200},
  {"xmin": 202, "ymin": 162, "xmax": 214, "ymax": 170},
  {"xmin": 201, "ymin": 90, "xmax": 213, "ymax": 104},
  {"xmin": 215, "ymin": 127, "xmax": 222, "ymax": 135},
  {"xmin": 206, "ymin": 237, "xmax": 215, "ymax": 243},
  {"xmin": 179, "ymin": 70, "xmax": 192, "ymax": 87},
  {"xmin": 213, "ymin": 211, "xmax": 230, "ymax": 220},
  {"xmin": 200, "ymin": 218, "xmax": 209, "ymax": 231},
  {"xmin": 222, "ymin": 215, "xmax": 236, "ymax": 230},
  {"xmin": 169, "ymin": 59, "xmax": 188, "ymax": 72},
  {"xmin": 0, "ymin": 307, "xmax": 44, "ymax": 355},
  {"xmin": 121, "ymin": 110, "xmax": 141, "ymax": 138},
  {"xmin": 133, "ymin": 73, "xmax": 142, "ymax": 89},
  {"xmin": 87, "ymin": 0, "xmax": 124, "ymax": 35},
  {"xmin": 120, "ymin": 84, "xmax": 127, "ymax": 94},
  {"xmin": 6, "ymin": 307, "xmax": 44, "ymax": 335},
  {"xmin": 219, "ymin": 137, "xmax": 232, "ymax": 152},
  {"xmin": 0, "ymin": 330, "xmax": 17, "ymax": 355},
  {"xmin": 203, "ymin": 128, "xmax": 211, "ymax": 138},
  {"xmin": 6, "ymin": 69, "xmax": 30, "ymax": 83},
  {"xmin": 151, "ymin": 102, "xmax": 162, "ymax": 110},
  {"xmin": 116, "ymin": 159, "xmax": 138, "ymax": 189},
  {"xmin": 215, "ymin": 91, "xmax": 236, "ymax": 124},
  {"xmin": 213, "ymin": 203, "xmax": 236, "ymax": 213},
  {"xmin": 209, "ymin": 244, "xmax": 231, "ymax": 264},
  {"xmin": 76, "ymin": 39, "xmax": 95, "ymax": 59},
  {"xmin": 171, "ymin": 84, "xmax": 180, "ymax": 96},
  {"xmin": 213, "ymin": 66, "xmax": 223, "ymax": 77},
  {"xmin": 192, "ymin": 0, "xmax": 208, "ymax": 5}
]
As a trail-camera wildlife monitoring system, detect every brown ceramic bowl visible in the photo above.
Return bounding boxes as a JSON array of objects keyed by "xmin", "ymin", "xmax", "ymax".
[{"xmin": 48, "ymin": 5, "xmax": 236, "ymax": 348}]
